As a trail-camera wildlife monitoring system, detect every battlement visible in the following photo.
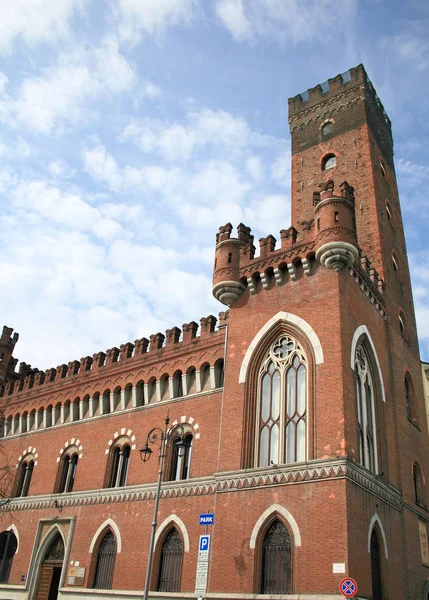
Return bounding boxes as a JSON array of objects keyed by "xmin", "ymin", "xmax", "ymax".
[
  {"xmin": 0, "ymin": 326, "xmax": 19, "ymax": 350},
  {"xmin": 0, "ymin": 312, "xmax": 228, "ymax": 400},
  {"xmin": 288, "ymin": 64, "xmax": 391, "ymax": 131}
]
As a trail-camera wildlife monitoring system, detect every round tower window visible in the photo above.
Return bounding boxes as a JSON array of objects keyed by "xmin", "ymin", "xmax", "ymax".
[{"xmin": 322, "ymin": 154, "xmax": 336, "ymax": 171}]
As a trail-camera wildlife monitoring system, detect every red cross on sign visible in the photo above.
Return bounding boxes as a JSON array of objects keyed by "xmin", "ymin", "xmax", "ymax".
[{"xmin": 340, "ymin": 577, "xmax": 358, "ymax": 597}]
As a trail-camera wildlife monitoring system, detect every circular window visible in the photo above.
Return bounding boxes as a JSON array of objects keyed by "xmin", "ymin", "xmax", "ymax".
[{"xmin": 322, "ymin": 154, "xmax": 336, "ymax": 171}]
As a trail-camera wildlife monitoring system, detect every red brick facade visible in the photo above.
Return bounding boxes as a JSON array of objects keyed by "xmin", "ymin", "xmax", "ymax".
[{"xmin": 0, "ymin": 64, "xmax": 427, "ymax": 600}]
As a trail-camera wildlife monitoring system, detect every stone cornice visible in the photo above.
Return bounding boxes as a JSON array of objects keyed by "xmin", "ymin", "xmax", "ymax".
[{"xmin": 3, "ymin": 458, "xmax": 401, "ymax": 512}]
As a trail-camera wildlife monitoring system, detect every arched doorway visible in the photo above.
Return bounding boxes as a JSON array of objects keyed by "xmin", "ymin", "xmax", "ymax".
[
  {"xmin": 35, "ymin": 533, "xmax": 64, "ymax": 600},
  {"xmin": 370, "ymin": 528, "xmax": 382, "ymax": 600}
]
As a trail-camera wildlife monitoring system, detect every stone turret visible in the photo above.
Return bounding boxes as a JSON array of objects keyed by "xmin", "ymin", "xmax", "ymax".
[
  {"xmin": 212, "ymin": 223, "xmax": 253, "ymax": 307},
  {"xmin": 314, "ymin": 180, "xmax": 359, "ymax": 272}
]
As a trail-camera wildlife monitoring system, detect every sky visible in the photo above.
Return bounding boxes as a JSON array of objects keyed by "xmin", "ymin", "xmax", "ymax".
[{"xmin": 1, "ymin": 0, "xmax": 429, "ymax": 370}]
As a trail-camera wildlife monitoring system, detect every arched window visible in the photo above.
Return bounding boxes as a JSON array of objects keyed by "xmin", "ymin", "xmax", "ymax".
[
  {"xmin": 405, "ymin": 374, "xmax": 417, "ymax": 424},
  {"xmin": 257, "ymin": 336, "xmax": 307, "ymax": 467},
  {"xmin": 355, "ymin": 343, "xmax": 378, "ymax": 474},
  {"xmin": 14, "ymin": 455, "xmax": 35, "ymax": 497},
  {"xmin": 56, "ymin": 451, "xmax": 78, "ymax": 493},
  {"xmin": 157, "ymin": 528, "xmax": 183, "ymax": 592},
  {"xmin": 260, "ymin": 519, "xmax": 291, "ymax": 594},
  {"xmin": 321, "ymin": 121, "xmax": 334, "ymax": 136},
  {"xmin": 399, "ymin": 312, "xmax": 406, "ymax": 339},
  {"xmin": 169, "ymin": 431, "xmax": 193, "ymax": 481},
  {"xmin": 413, "ymin": 463, "xmax": 424, "ymax": 506},
  {"xmin": 0, "ymin": 531, "xmax": 18, "ymax": 583},
  {"xmin": 370, "ymin": 529, "xmax": 382, "ymax": 600},
  {"xmin": 322, "ymin": 153, "xmax": 336, "ymax": 171},
  {"xmin": 106, "ymin": 442, "xmax": 130, "ymax": 488},
  {"xmin": 93, "ymin": 530, "xmax": 116, "ymax": 590}
]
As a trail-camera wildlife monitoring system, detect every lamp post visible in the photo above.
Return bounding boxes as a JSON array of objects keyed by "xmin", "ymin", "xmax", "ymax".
[{"xmin": 139, "ymin": 415, "xmax": 186, "ymax": 600}]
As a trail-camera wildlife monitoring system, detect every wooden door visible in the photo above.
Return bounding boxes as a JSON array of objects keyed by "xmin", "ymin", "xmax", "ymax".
[{"xmin": 35, "ymin": 564, "xmax": 54, "ymax": 600}]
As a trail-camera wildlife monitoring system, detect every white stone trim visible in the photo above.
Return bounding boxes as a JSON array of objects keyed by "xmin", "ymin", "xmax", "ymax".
[
  {"xmin": 6, "ymin": 524, "xmax": 19, "ymax": 554},
  {"xmin": 89, "ymin": 518, "xmax": 122, "ymax": 554},
  {"xmin": 368, "ymin": 513, "xmax": 388, "ymax": 559},
  {"xmin": 154, "ymin": 515, "xmax": 189, "ymax": 553},
  {"xmin": 249, "ymin": 503, "xmax": 301, "ymax": 548},
  {"xmin": 239, "ymin": 311, "xmax": 324, "ymax": 383},
  {"xmin": 351, "ymin": 325, "xmax": 386, "ymax": 403}
]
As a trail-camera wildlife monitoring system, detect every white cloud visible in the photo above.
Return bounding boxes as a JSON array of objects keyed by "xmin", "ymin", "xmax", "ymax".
[
  {"xmin": 215, "ymin": 0, "xmax": 357, "ymax": 44},
  {"xmin": 4, "ymin": 39, "xmax": 135, "ymax": 134},
  {"xmin": 115, "ymin": 0, "xmax": 198, "ymax": 44},
  {"xmin": 0, "ymin": 72, "xmax": 9, "ymax": 94},
  {"xmin": 142, "ymin": 82, "xmax": 162, "ymax": 98},
  {"xmin": 0, "ymin": 0, "xmax": 80, "ymax": 54},
  {"xmin": 215, "ymin": 0, "xmax": 252, "ymax": 41},
  {"xmin": 246, "ymin": 155, "xmax": 263, "ymax": 181},
  {"xmin": 271, "ymin": 150, "xmax": 291, "ymax": 188},
  {"xmin": 397, "ymin": 158, "xmax": 429, "ymax": 179},
  {"xmin": 120, "ymin": 108, "xmax": 250, "ymax": 161},
  {"xmin": 0, "ymin": 137, "xmax": 30, "ymax": 160},
  {"xmin": 245, "ymin": 194, "xmax": 290, "ymax": 237},
  {"xmin": 83, "ymin": 144, "xmax": 182, "ymax": 194}
]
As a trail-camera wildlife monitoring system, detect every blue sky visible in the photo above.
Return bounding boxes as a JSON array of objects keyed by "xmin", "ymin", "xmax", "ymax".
[{"xmin": 1, "ymin": 0, "xmax": 429, "ymax": 369}]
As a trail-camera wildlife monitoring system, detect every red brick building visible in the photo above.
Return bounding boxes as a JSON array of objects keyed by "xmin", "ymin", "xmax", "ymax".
[{"xmin": 0, "ymin": 64, "xmax": 427, "ymax": 600}]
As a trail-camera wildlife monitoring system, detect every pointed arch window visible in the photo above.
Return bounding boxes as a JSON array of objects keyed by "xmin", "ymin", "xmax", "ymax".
[
  {"xmin": 157, "ymin": 528, "xmax": 183, "ymax": 592},
  {"xmin": 14, "ymin": 455, "xmax": 35, "ymax": 497},
  {"xmin": 257, "ymin": 336, "xmax": 307, "ymax": 467},
  {"xmin": 93, "ymin": 530, "xmax": 116, "ymax": 590},
  {"xmin": 260, "ymin": 519, "xmax": 291, "ymax": 594},
  {"xmin": 355, "ymin": 343, "xmax": 378, "ymax": 474},
  {"xmin": 0, "ymin": 531, "xmax": 18, "ymax": 583},
  {"xmin": 405, "ymin": 374, "xmax": 418, "ymax": 425}
]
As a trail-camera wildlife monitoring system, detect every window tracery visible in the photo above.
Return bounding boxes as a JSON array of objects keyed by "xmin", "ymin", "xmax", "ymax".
[
  {"xmin": 257, "ymin": 336, "xmax": 307, "ymax": 467},
  {"xmin": 355, "ymin": 343, "xmax": 378, "ymax": 473}
]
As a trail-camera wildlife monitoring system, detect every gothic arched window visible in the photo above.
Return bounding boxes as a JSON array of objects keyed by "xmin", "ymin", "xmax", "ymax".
[
  {"xmin": 355, "ymin": 343, "xmax": 378, "ymax": 474},
  {"xmin": 405, "ymin": 374, "xmax": 418, "ymax": 424},
  {"xmin": 260, "ymin": 519, "xmax": 292, "ymax": 594},
  {"xmin": 56, "ymin": 451, "xmax": 78, "ymax": 493},
  {"xmin": 157, "ymin": 528, "xmax": 183, "ymax": 592},
  {"xmin": 0, "ymin": 531, "xmax": 18, "ymax": 583},
  {"xmin": 169, "ymin": 432, "xmax": 193, "ymax": 481},
  {"xmin": 106, "ymin": 441, "xmax": 131, "ymax": 488},
  {"xmin": 257, "ymin": 336, "xmax": 307, "ymax": 467},
  {"xmin": 93, "ymin": 530, "xmax": 116, "ymax": 590},
  {"xmin": 14, "ymin": 455, "xmax": 35, "ymax": 497},
  {"xmin": 370, "ymin": 529, "xmax": 382, "ymax": 600}
]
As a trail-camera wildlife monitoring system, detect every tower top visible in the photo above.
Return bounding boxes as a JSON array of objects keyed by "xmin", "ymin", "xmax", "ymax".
[{"xmin": 288, "ymin": 64, "xmax": 393, "ymax": 164}]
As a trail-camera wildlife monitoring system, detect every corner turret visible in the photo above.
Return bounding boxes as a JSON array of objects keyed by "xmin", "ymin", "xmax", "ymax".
[
  {"xmin": 0, "ymin": 325, "xmax": 19, "ymax": 383},
  {"xmin": 314, "ymin": 180, "xmax": 358, "ymax": 272},
  {"xmin": 212, "ymin": 223, "xmax": 254, "ymax": 307}
]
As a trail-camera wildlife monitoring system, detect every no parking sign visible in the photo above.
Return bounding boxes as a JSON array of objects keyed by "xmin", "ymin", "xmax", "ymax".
[{"xmin": 340, "ymin": 577, "xmax": 358, "ymax": 597}]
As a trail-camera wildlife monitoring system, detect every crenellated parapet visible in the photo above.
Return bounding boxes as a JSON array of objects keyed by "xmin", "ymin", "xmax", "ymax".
[
  {"xmin": 0, "ymin": 325, "xmax": 20, "ymax": 384},
  {"xmin": 212, "ymin": 180, "xmax": 363, "ymax": 306},
  {"xmin": 0, "ymin": 312, "xmax": 227, "ymax": 401}
]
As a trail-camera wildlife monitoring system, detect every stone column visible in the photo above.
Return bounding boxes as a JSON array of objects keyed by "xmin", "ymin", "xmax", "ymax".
[
  {"xmin": 195, "ymin": 370, "xmax": 202, "ymax": 393},
  {"xmin": 181, "ymin": 374, "xmax": 188, "ymax": 396},
  {"xmin": 90, "ymin": 397, "xmax": 96, "ymax": 418},
  {"xmin": 143, "ymin": 384, "xmax": 149, "ymax": 406},
  {"xmin": 168, "ymin": 377, "xmax": 175, "ymax": 400},
  {"xmin": 156, "ymin": 380, "xmax": 161, "ymax": 402},
  {"xmin": 131, "ymin": 387, "xmax": 137, "ymax": 408},
  {"xmin": 210, "ymin": 367, "xmax": 216, "ymax": 390},
  {"xmin": 121, "ymin": 389, "xmax": 126, "ymax": 410}
]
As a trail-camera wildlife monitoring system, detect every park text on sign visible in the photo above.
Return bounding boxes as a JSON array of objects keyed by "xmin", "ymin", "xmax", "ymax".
[{"xmin": 199, "ymin": 513, "xmax": 214, "ymax": 526}]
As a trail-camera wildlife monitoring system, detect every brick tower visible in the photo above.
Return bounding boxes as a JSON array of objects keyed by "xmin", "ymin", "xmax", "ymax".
[{"xmin": 212, "ymin": 65, "xmax": 428, "ymax": 598}]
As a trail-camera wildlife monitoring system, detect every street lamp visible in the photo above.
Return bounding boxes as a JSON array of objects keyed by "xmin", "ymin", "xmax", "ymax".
[{"xmin": 139, "ymin": 415, "xmax": 186, "ymax": 600}]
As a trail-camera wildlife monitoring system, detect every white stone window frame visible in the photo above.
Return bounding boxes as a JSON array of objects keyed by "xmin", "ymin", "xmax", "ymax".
[{"xmin": 354, "ymin": 343, "xmax": 379, "ymax": 475}]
